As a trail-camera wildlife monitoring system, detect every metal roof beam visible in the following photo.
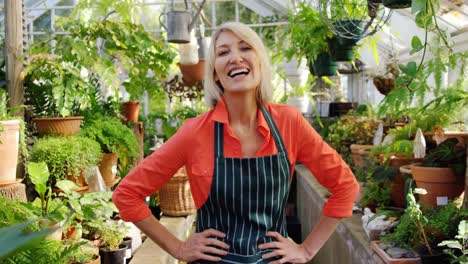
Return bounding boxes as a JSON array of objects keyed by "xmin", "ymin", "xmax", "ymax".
[{"xmin": 440, "ymin": 0, "xmax": 468, "ymax": 17}]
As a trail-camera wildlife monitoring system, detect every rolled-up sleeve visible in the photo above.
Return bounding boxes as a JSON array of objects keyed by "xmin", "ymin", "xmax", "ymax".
[
  {"xmin": 112, "ymin": 120, "xmax": 192, "ymax": 222},
  {"xmin": 295, "ymin": 113, "xmax": 359, "ymax": 218}
]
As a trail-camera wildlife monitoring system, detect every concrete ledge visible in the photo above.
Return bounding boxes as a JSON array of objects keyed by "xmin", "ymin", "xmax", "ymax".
[
  {"xmin": 295, "ymin": 165, "xmax": 384, "ymax": 264},
  {"xmin": 131, "ymin": 214, "xmax": 195, "ymax": 264}
]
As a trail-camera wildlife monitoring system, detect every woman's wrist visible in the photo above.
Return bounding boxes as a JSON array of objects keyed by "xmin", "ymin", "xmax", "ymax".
[{"xmin": 300, "ymin": 243, "xmax": 315, "ymax": 260}]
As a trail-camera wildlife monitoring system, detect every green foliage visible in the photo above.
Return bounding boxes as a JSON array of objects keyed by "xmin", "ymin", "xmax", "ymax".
[
  {"xmin": 0, "ymin": 221, "xmax": 50, "ymax": 261},
  {"xmin": 30, "ymin": 136, "xmax": 102, "ymax": 184},
  {"xmin": 383, "ymin": 188, "xmax": 467, "ymax": 252},
  {"xmin": 23, "ymin": 58, "xmax": 94, "ymax": 117},
  {"xmin": 80, "ymin": 116, "xmax": 138, "ymax": 162},
  {"xmin": 28, "ymin": 162, "xmax": 52, "ymax": 217},
  {"xmin": 438, "ymin": 220, "xmax": 468, "ymax": 264},
  {"xmin": 283, "ymin": 2, "xmax": 333, "ymax": 62},
  {"xmin": 326, "ymin": 115, "xmax": 380, "ymax": 154},
  {"xmin": 162, "ymin": 106, "xmax": 201, "ymax": 140},
  {"xmin": 360, "ymin": 181, "xmax": 392, "ymax": 209},
  {"xmin": 3, "ymin": 238, "xmax": 86, "ymax": 264},
  {"xmin": 423, "ymin": 138, "xmax": 466, "ymax": 175},
  {"xmin": 370, "ymin": 139, "xmax": 414, "ymax": 162},
  {"xmin": 98, "ymin": 221, "xmax": 127, "ymax": 250}
]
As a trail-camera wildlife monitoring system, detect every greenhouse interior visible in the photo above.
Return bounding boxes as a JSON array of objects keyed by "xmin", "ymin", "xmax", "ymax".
[{"xmin": 0, "ymin": 0, "xmax": 468, "ymax": 263}]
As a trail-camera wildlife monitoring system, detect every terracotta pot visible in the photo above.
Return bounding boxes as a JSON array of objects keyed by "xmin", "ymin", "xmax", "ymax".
[
  {"xmin": 32, "ymin": 116, "xmax": 83, "ymax": 136},
  {"xmin": 387, "ymin": 156, "xmax": 422, "ymax": 208},
  {"xmin": 85, "ymin": 254, "xmax": 101, "ymax": 264},
  {"xmin": 404, "ymin": 164, "xmax": 465, "ymax": 208},
  {"xmin": 178, "ymin": 59, "xmax": 205, "ymax": 86},
  {"xmin": 0, "ymin": 120, "xmax": 20, "ymax": 185},
  {"xmin": 122, "ymin": 102, "xmax": 140, "ymax": 123},
  {"xmin": 350, "ymin": 144, "xmax": 373, "ymax": 167},
  {"xmin": 99, "ymin": 153, "xmax": 118, "ymax": 187}
]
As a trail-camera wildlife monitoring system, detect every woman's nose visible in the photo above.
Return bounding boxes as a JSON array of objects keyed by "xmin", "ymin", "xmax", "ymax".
[{"xmin": 229, "ymin": 49, "xmax": 243, "ymax": 63}]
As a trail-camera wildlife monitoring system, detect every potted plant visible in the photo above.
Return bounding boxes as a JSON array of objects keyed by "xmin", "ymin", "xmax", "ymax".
[
  {"xmin": 30, "ymin": 136, "xmax": 102, "ymax": 189},
  {"xmin": 437, "ymin": 220, "xmax": 468, "ymax": 263},
  {"xmin": 284, "ymin": 2, "xmax": 337, "ymax": 77},
  {"xmin": 0, "ymin": 90, "xmax": 27, "ymax": 186},
  {"xmin": 401, "ymin": 138, "xmax": 466, "ymax": 208},
  {"xmin": 23, "ymin": 57, "xmax": 94, "ymax": 136},
  {"xmin": 98, "ymin": 220, "xmax": 128, "ymax": 264},
  {"xmin": 380, "ymin": 189, "xmax": 465, "ymax": 263},
  {"xmin": 80, "ymin": 115, "xmax": 138, "ymax": 187}
]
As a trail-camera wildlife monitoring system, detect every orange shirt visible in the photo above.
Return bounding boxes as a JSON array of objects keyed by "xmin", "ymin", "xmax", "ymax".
[{"xmin": 112, "ymin": 100, "xmax": 359, "ymax": 222}]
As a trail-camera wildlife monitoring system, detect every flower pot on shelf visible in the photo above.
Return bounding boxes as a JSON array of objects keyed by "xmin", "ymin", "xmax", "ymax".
[
  {"xmin": 99, "ymin": 244, "xmax": 127, "ymax": 264},
  {"xmin": 400, "ymin": 164, "xmax": 465, "ymax": 208},
  {"xmin": 386, "ymin": 156, "xmax": 422, "ymax": 208},
  {"xmin": 178, "ymin": 59, "xmax": 205, "ymax": 87},
  {"xmin": 99, "ymin": 153, "xmax": 118, "ymax": 187},
  {"xmin": 329, "ymin": 102, "xmax": 355, "ymax": 117},
  {"xmin": 32, "ymin": 116, "xmax": 83, "ymax": 136},
  {"xmin": 350, "ymin": 144, "xmax": 373, "ymax": 167},
  {"xmin": 371, "ymin": 241, "xmax": 421, "ymax": 263},
  {"xmin": 373, "ymin": 77, "xmax": 395, "ymax": 96},
  {"xmin": 122, "ymin": 102, "xmax": 140, "ymax": 124},
  {"xmin": 0, "ymin": 120, "xmax": 20, "ymax": 186}
]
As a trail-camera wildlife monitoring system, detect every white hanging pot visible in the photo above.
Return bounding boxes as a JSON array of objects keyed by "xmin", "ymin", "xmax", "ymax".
[
  {"xmin": 287, "ymin": 96, "xmax": 310, "ymax": 114},
  {"xmin": 283, "ymin": 58, "xmax": 309, "ymax": 87}
]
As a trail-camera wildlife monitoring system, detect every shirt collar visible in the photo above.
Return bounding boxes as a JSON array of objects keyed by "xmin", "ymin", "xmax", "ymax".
[{"xmin": 211, "ymin": 98, "xmax": 270, "ymax": 135}]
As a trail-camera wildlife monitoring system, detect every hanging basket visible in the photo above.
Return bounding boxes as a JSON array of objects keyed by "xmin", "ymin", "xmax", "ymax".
[
  {"xmin": 159, "ymin": 167, "xmax": 196, "ymax": 216},
  {"xmin": 178, "ymin": 59, "xmax": 205, "ymax": 86},
  {"xmin": 373, "ymin": 77, "xmax": 395, "ymax": 96},
  {"xmin": 383, "ymin": 0, "xmax": 412, "ymax": 9},
  {"xmin": 309, "ymin": 53, "xmax": 338, "ymax": 76}
]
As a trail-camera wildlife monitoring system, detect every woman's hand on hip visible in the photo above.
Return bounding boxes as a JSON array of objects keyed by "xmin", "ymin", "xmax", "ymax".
[
  {"xmin": 258, "ymin": 231, "xmax": 315, "ymax": 263},
  {"xmin": 175, "ymin": 228, "xmax": 230, "ymax": 262}
]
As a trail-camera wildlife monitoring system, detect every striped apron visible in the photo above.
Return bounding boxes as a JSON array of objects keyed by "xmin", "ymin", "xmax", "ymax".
[{"xmin": 194, "ymin": 107, "xmax": 291, "ymax": 263}]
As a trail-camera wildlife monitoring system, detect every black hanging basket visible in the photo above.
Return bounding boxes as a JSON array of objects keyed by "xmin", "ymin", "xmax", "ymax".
[
  {"xmin": 329, "ymin": 20, "xmax": 364, "ymax": 61},
  {"xmin": 309, "ymin": 53, "xmax": 338, "ymax": 77},
  {"xmin": 383, "ymin": 0, "xmax": 412, "ymax": 9}
]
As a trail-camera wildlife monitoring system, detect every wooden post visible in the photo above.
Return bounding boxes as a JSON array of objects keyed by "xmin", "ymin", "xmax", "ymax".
[
  {"xmin": 132, "ymin": 122, "xmax": 145, "ymax": 166},
  {"xmin": 5, "ymin": 0, "xmax": 24, "ymax": 111}
]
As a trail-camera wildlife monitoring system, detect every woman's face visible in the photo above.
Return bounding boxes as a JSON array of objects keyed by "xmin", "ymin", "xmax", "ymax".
[{"xmin": 213, "ymin": 31, "xmax": 261, "ymax": 95}]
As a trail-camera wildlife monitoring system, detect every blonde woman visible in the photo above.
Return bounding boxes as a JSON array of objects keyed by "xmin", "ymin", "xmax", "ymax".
[{"xmin": 113, "ymin": 22, "xmax": 358, "ymax": 263}]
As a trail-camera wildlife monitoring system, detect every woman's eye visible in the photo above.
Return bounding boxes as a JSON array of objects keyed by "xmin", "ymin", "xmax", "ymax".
[
  {"xmin": 240, "ymin": 46, "xmax": 252, "ymax": 51},
  {"xmin": 217, "ymin": 50, "xmax": 228, "ymax": 56}
]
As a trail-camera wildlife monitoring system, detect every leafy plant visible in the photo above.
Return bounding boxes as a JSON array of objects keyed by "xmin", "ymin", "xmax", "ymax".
[
  {"xmin": 283, "ymin": 2, "xmax": 333, "ymax": 63},
  {"xmin": 0, "ymin": 221, "xmax": 51, "ymax": 261},
  {"xmin": 23, "ymin": 57, "xmax": 95, "ymax": 117},
  {"xmin": 80, "ymin": 115, "xmax": 138, "ymax": 159},
  {"xmin": 360, "ymin": 178, "xmax": 392, "ymax": 209},
  {"xmin": 423, "ymin": 138, "xmax": 466, "ymax": 175},
  {"xmin": 30, "ymin": 137, "xmax": 102, "ymax": 185},
  {"xmin": 98, "ymin": 220, "xmax": 127, "ymax": 250},
  {"xmin": 438, "ymin": 220, "xmax": 468, "ymax": 263}
]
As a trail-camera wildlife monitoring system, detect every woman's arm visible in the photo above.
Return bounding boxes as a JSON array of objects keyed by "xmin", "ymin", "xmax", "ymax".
[{"xmin": 134, "ymin": 215, "xmax": 230, "ymax": 262}]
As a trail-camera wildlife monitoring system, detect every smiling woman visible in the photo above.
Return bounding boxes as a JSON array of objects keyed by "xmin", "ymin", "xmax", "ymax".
[{"xmin": 112, "ymin": 21, "xmax": 359, "ymax": 264}]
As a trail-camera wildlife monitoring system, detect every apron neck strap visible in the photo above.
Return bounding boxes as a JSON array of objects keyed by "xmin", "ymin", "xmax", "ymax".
[{"xmin": 214, "ymin": 106, "xmax": 287, "ymax": 158}]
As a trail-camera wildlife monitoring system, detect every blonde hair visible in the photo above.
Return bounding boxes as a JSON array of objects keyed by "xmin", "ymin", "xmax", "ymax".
[{"xmin": 204, "ymin": 22, "xmax": 273, "ymax": 108}]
